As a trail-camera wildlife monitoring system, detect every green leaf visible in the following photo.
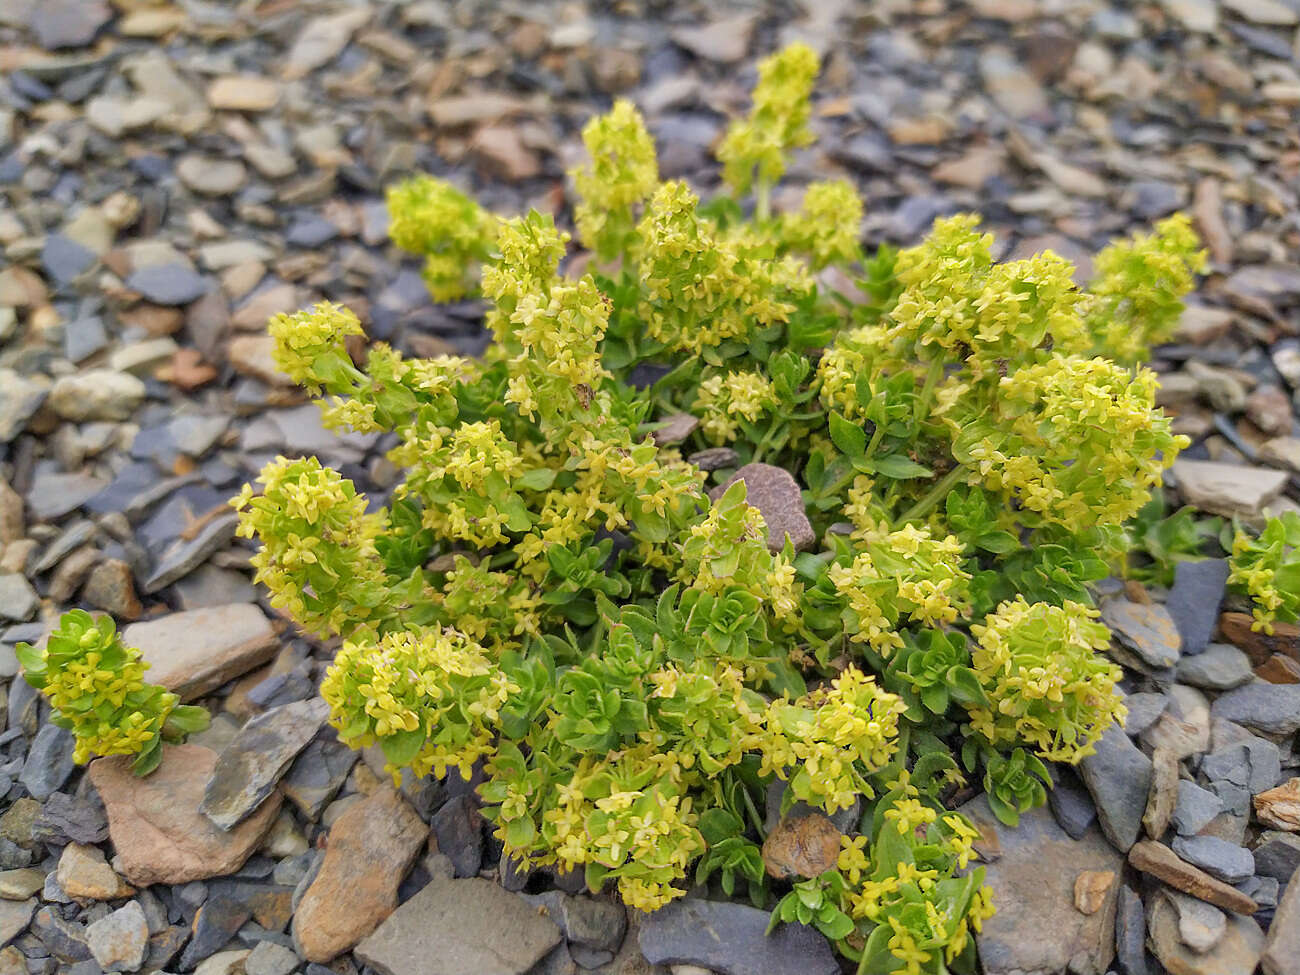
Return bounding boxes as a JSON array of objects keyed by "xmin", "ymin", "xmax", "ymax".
[
  {"xmin": 699, "ymin": 808, "xmax": 744, "ymax": 844},
  {"xmin": 380, "ymin": 728, "xmax": 426, "ymax": 767},
  {"xmin": 14, "ymin": 642, "xmax": 45, "ymax": 676},
  {"xmin": 819, "ymin": 909, "xmax": 855, "ymax": 941},
  {"xmin": 516, "ymin": 468, "xmax": 557, "ymax": 491},
  {"xmin": 828, "ymin": 412, "xmax": 866, "ymax": 459},
  {"xmin": 871, "ymin": 455, "xmax": 933, "ymax": 479}
]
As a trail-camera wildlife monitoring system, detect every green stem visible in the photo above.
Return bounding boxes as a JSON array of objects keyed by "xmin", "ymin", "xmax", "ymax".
[
  {"xmin": 913, "ymin": 357, "xmax": 946, "ymax": 432},
  {"xmin": 742, "ymin": 785, "xmax": 767, "ymax": 841},
  {"xmin": 755, "ymin": 178, "xmax": 771, "ymax": 223},
  {"xmin": 862, "ymin": 421, "xmax": 886, "ymax": 461},
  {"xmin": 895, "ymin": 465, "xmax": 967, "ymax": 527},
  {"xmin": 855, "ymin": 943, "xmax": 873, "ymax": 975}
]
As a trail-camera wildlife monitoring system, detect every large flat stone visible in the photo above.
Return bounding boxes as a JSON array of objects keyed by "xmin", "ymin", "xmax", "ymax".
[
  {"xmin": 638, "ymin": 898, "xmax": 839, "ymax": 975},
  {"xmin": 122, "ymin": 604, "xmax": 278, "ymax": 702},
  {"xmin": 354, "ymin": 877, "xmax": 561, "ymax": 975},
  {"xmin": 88, "ymin": 745, "xmax": 281, "ymax": 887},
  {"xmin": 960, "ymin": 796, "xmax": 1121, "ymax": 975}
]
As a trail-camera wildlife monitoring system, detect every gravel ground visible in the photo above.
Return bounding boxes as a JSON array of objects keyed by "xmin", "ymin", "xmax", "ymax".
[{"xmin": 2, "ymin": 1, "xmax": 1300, "ymax": 974}]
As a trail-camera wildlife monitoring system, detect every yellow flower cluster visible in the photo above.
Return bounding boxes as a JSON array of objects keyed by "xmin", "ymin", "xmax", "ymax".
[
  {"xmin": 635, "ymin": 181, "xmax": 811, "ymax": 354},
  {"xmin": 692, "ymin": 370, "xmax": 778, "ymax": 444},
  {"xmin": 386, "ymin": 174, "xmax": 498, "ymax": 300},
  {"xmin": 1227, "ymin": 512, "xmax": 1300, "ymax": 633},
  {"xmin": 718, "ymin": 42, "xmax": 819, "ymax": 198},
  {"xmin": 233, "ymin": 456, "xmax": 390, "ymax": 636},
  {"xmin": 759, "ymin": 667, "xmax": 904, "ymax": 812},
  {"xmin": 1086, "ymin": 212, "xmax": 1208, "ymax": 363},
  {"xmin": 321, "ymin": 627, "xmax": 515, "ymax": 782},
  {"xmin": 954, "ymin": 355, "xmax": 1187, "ymax": 534},
  {"xmin": 968, "ymin": 597, "xmax": 1126, "ymax": 762},
  {"xmin": 268, "ymin": 300, "xmax": 364, "ymax": 394},
  {"xmin": 828, "ymin": 525, "xmax": 972, "ymax": 653},
  {"xmin": 571, "ymin": 99, "xmax": 659, "ymax": 260},
  {"xmin": 436, "ymin": 555, "xmax": 543, "ymax": 651},
  {"xmin": 779, "ymin": 180, "xmax": 864, "ymax": 268},
  {"xmin": 17, "ymin": 610, "xmax": 207, "ymax": 774},
  {"xmin": 815, "ymin": 324, "xmax": 898, "ymax": 419}
]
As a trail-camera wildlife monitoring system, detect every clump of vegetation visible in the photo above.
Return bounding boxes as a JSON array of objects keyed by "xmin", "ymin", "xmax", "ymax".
[
  {"xmin": 17, "ymin": 610, "xmax": 208, "ymax": 775},
  {"xmin": 1229, "ymin": 511, "xmax": 1300, "ymax": 633},
  {"xmin": 199, "ymin": 41, "xmax": 1203, "ymax": 973}
]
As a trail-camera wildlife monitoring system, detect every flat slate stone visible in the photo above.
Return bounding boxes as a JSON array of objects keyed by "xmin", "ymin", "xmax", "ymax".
[
  {"xmin": 1170, "ymin": 834, "xmax": 1255, "ymax": 884},
  {"xmin": 354, "ymin": 877, "xmax": 561, "ymax": 975},
  {"xmin": 639, "ymin": 897, "xmax": 838, "ymax": 975},
  {"xmin": 1166, "ymin": 559, "xmax": 1230, "ymax": 656},
  {"xmin": 1101, "ymin": 598, "xmax": 1181, "ymax": 670},
  {"xmin": 1176, "ymin": 642, "xmax": 1253, "ymax": 690},
  {"xmin": 960, "ymin": 796, "xmax": 1121, "ymax": 975},
  {"xmin": 125, "ymin": 264, "xmax": 209, "ymax": 305},
  {"xmin": 123, "ymin": 603, "xmax": 278, "ymax": 702},
  {"xmin": 1078, "ymin": 723, "xmax": 1153, "ymax": 852},
  {"xmin": 1210, "ymin": 683, "xmax": 1300, "ymax": 735}
]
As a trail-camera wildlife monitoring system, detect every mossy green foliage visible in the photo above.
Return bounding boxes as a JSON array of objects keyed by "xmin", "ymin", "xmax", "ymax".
[
  {"xmin": 233, "ymin": 42, "xmax": 1204, "ymax": 973},
  {"xmin": 1229, "ymin": 511, "xmax": 1300, "ymax": 633},
  {"xmin": 17, "ymin": 610, "xmax": 208, "ymax": 775}
]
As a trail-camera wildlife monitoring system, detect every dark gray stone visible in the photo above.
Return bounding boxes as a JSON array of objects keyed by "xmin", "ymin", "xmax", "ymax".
[
  {"xmin": 33, "ymin": 790, "xmax": 109, "ymax": 845},
  {"xmin": 1171, "ymin": 780, "xmax": 1222, "ymax": 836},
  {"xmin": 1167, "ymin": 559, "xmax": 1230, "ymax": 656},
  {"xmin": 431, "ymin": 793, "xmax": 484, "ymax": 879},
  {"xmin": 25, "ymin": 471, "xmax": 107, "ymax": 522},
  {"xmin": 1122, "ymin": 692, "xmax": 1168, "ymax": 737},
  {"xmin": 1047, "ymin": 763, "xmax": 1097, "ymax": 839},
  {"xmin": 20, "ymin": 724, "xmax": 77, "ymax": 800},
  {"xmin": 177, "ymin": 892, "xmax": 249, "ymax": 969},
  {"xmin": 709, "ymin": 463, "xmax": 815, "ymax": 553},
  {"xmin": 1101, "ymin": 599, "xmax": 1181, "ymax": 670},
  {"xmin": 64, "ymin": 315, "xmax": 109, "ymax": 363},
  {"xmin": 1253, "ymin": 831, "xmax": 1300, "ymax": 882},
  {"xmin": 1211, "ymin": 683, "xmax": 1300, "ymax": 735},
  {"xmin": 639, "ymin": 898, "xmax": 839, "ymax": 975},
  {"xmin": 1176, "ymin": 642, "xmax": 1253, "ymax": 690},
  {"xmin": 1171, "ymin": 834, "xmax": 1255, "ymax": 884},
  {"xmin": 1078, "ymin": 723, "xmax": 1154, "ymax": 852},
  {"xmin": 29, "ymin": 0, "xmax": 111, "ymax": 50},
  {"xmin": 125, "ymin": 264, "xmax": 209, "ymax": 306},
  {"xmin": 144, "ymin": 512, "xmax": 239, "ymax": 593},
  {"xmin": 1115, "ymin": 883, "xmax": 1149, "ymax": 975},
  {"xmin": 201, "ymin": 698, "xmax": 329, "ymax": 830},
  {"xmin": 281, "ymin": 732, "xmax": 357, "ymax": 821}
]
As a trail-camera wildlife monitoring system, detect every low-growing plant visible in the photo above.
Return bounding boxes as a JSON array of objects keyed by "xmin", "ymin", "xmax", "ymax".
[
  {"xmin": 1229, "ymin": 511, "xmax": 1300, "ymax": 632},
  {"xmin": 17, "ymin": 610, "xmax": 209, "ymax": 775},
  {"xmin": 6, "ymin": 41, "xmax": 1198, "ymax": 974}
]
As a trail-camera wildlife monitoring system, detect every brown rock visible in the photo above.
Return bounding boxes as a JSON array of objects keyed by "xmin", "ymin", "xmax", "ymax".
[
  {"xmin": 1220, "ymin": 612, "xmax": 1300, "ymax": 666},
  {"xmin": 1147, "ymin": 893, "xmax": 1263, "ymax": 975},
  {"xmin": 709, "ymin": 463, "xmax": 815, "ymax": 553},
  {"xmin": 1127, "ymin": 840, "xmax": 1258, "ymax": 915},
  {"xmin": 230, "ymin": 283, "xmax": 299, "ymax": 331},
  {"xmin": 1263, "ymin": 870, "xmax": 1300, "ymax": 975},
  {"xmin": 1256, "ymin": 653, "xmax": 1300, "ymax": 684},
  {"xmin": 670, "ymin": 15, "xmax": 756, "ymax": 63},
  {"xmin": 227, "ymin": 334, "xmax": 296, "ymax": 387},
  {"xmin": 122, "ymin": 604, "xmax": 279, "ymax": 702},
  {"xmin": 157, "ymin": 347, "xmax": 219, "ymax": 391},
  {"xmin": 292, "ymin": 786, "xmax": 427, "ymax": 963},
  {"xmin": 1073, "ymin": 870, "xmax": 1114, "ymax": 915},
  {"xmin": 1144, "ymin": 746, "xmax": 1179, "ymax": 839},
  {"xmin": 206, "ymin": 76, "xmax": 280, "ymax": 112},
  {"xmin": 1254, "ymin": 778, "xmax": 1300, "ymax": 831},
  {"xmin": 88, "ymin": 745, "xmax": 281, "ymax": 886},
  {"xmin": 471, "ymin": 125, "xmax": 541, "ymax": 181},
  {"xmin": 55, "ymin": 843, "xmax": 134, "ymax": 900},
  {"xmin": 81, "ymin": 559, "xmax": 143, "ymax": 620},
  {"xmin": 1246, "ymin": 386, "xmax": 1294, "ymax": 437},
  {"xmin": 761, "ymin": 813, "xmax": 842, "ymax": 880},
  {"xmin": 1193, "ymin": 177, "xmax": 1233, "ymax": 266},
  {"xmin": 933, "ymin": 146, "xmax": 1003, "ymax": 187}
]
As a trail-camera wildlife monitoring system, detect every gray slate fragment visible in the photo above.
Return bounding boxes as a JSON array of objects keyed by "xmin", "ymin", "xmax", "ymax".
[
  {"xmin": 355, "ymin": 877, "xmax": 561, "ymax": 975},
  {"xmin": 144, "ymin": 512, "xmax": 238, "ymax": 592},
  {"xmin": 1211, "ymin": 683, "xmax": 1300, "ymax": 735},
  {"xmin": 1122, "ymin": 692, "xmax": 1168, "ymax": 736},
  {"xmin": 85, "ymin": 900, "xmax": 148, "ymax": 972},
  {"xmin": 1176, "ymin": 643, "xmax": 1253, "ymax": 690},
  {"xmin": 1253, "ymin": 831, "xmax": 1300, "ymax": 882},
  {"xmin": 639, "ymin": 898, "xmax": 839, "ymax": 975},
  {"xmin": 25, "ymin": 471, "xmax": 107, "ymax": 522},
  {"xmin": 20, "ymin": 724, "xmax": 77, "ymax": 800},
  {"xmin": 41, "ymin": 234, "xmax": 97, "ymax": 285},
  {"xmin": 201, "ymin": 699, "xmax": 329, "ymax": 830},
  {"xmin": 281, "ymin": 733, "xmax": 357, "ymax": 821},
  {"xmin": 1101, "ymin": 598, "xmax": 1182, "ymax": 669},
  {"xmin": 1078, "ymin": 723, "xmax": 1154, "ymax": 852},
  {"xmin": 0, "ymin": 898, "xmax": 36, "ymax": 949},
  {"xmin": 1114, "ymin": 884, "xmax": 1149, "ymax": 975},
  {"xmin": 1047, "ymin": 764, "xmax": 1097, "ymax": 839},
  {"xmin": 29, "ymin": 0, "xmax": 111, "ymax": 49},
  {"xmin": 708, "ymin": 463, "xmax": 816, "ymax": 553},
  {"xmin": 0, "ymin": 575, "xmax": 39, "ymax": 623},
  {"xmin": 125, "ymin": 264, "xmax": 209, "ymax": 305},
  {"xmin": 430, "ymin": 794, "xmax": 483, "ymax": 879},
  {"xmin": 1171, "ymin": 834, "xmax": 1255, "ymax": 883},
  {"xmin": 1172, "ymin": 780, "xmax": 1223, "ymax": 835},
  {"xmin": 1167, "ymin": 559, "xmax": 1230, "ymax": 656}
]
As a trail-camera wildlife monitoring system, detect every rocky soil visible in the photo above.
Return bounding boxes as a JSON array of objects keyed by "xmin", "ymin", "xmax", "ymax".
[{"xmin": 2, "ymin": 1, "xmax": 1300, "ymax": 974}]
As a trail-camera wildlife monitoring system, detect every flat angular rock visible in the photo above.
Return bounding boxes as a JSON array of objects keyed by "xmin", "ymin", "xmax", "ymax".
[
  {"xmin": 1167, "ymin": 559, "xmax": 1230, "ymax": 655},
  {"xmin": 1171, "ymin": 834, "xmax": 1255, "ymax": 883},
  {"xmin": 284, "ymin": 9, "xmax": 371, "ymax": 79},
  {"xmin": 959, "ymin": 796, "xmax": 1120, "ymax": 975},
  {"xmin": 122, "ymin": 604, "xmax": 278, "ymax": 702},
  {"xmin": 88, "ymin": 745, "xmax": 281, "ymax": 886},
  {"xmin": 1172, "ymin": 780, "xmax": 1222, "ymax": 835},
  {"xmin": 1127, "ymin": 840, "xmax": 1257, "ymax": 914},
  {"xmin": 144, "ymin": 511, "xmax": 239, "ymax": 593},
  {"xmin": 709, "ymin": 464, "xmax": 815, "ymax": 553},
  {"xmin": 1210, "ymin": 682, "xmax": 1300, "ymax": 734},
  {"xmin": 281, "ymin": 733, "xmax": 357, "ymax": 820},
  {"xmin": 1263, "ymin": 868, "xmax": 1300, "ymax": 975},
  {"xmin": 355, "ymin": 877, "xmax": 561, "ymax": 975},
  {"xmin": 19, "ymin": 724, "xmax": 76, "ymax": 799},
  {"xmin": 639, "ymin": 897, "xmax": 838, "ymax": 975},
  {"xmin": 1147, "ymin": 893, "xmax": 1262, "ymax": 975},
  {"xmin": 0, "ymin": 575, "xmax": 38, "ymax": 624},
  {"xmin": 56, "ymin": 843, "xmax": 133, "ymax": 900},
  {"xmin": 1254, "ymin": 778, "xmax": 1300, "ymax": 831},
  {"xmin": 202, "ymin": 698, "xmax": 328, "ymax": 830},
  {"xmin": 0, "ymin": 898, "xmax": 35, "ymax": 947},
  {"xmin": 1177, "ymin": 643, "xmax": 1253, "ymax": 690},
  {"xmin": 125, "ymin": 264, "xmax": 209, "ymax": 305},
  {"xmin": 1102, "ymin": 599, "xmax": 1181, "ymax": 669},
  {"xmin": 1078, "ymin": 723, "xmax": 1153, "ymax": 851},
  {"xmin": 85, "ymin": 900, "xmax": 148, "ymax": 972},
  {"xmin": 294, "ymin": 786, "xmax": 432, "ymax": 962},
  {"xmin": 1171, "ymin": 460, "xmax": 1288, "ymax": 520}
]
